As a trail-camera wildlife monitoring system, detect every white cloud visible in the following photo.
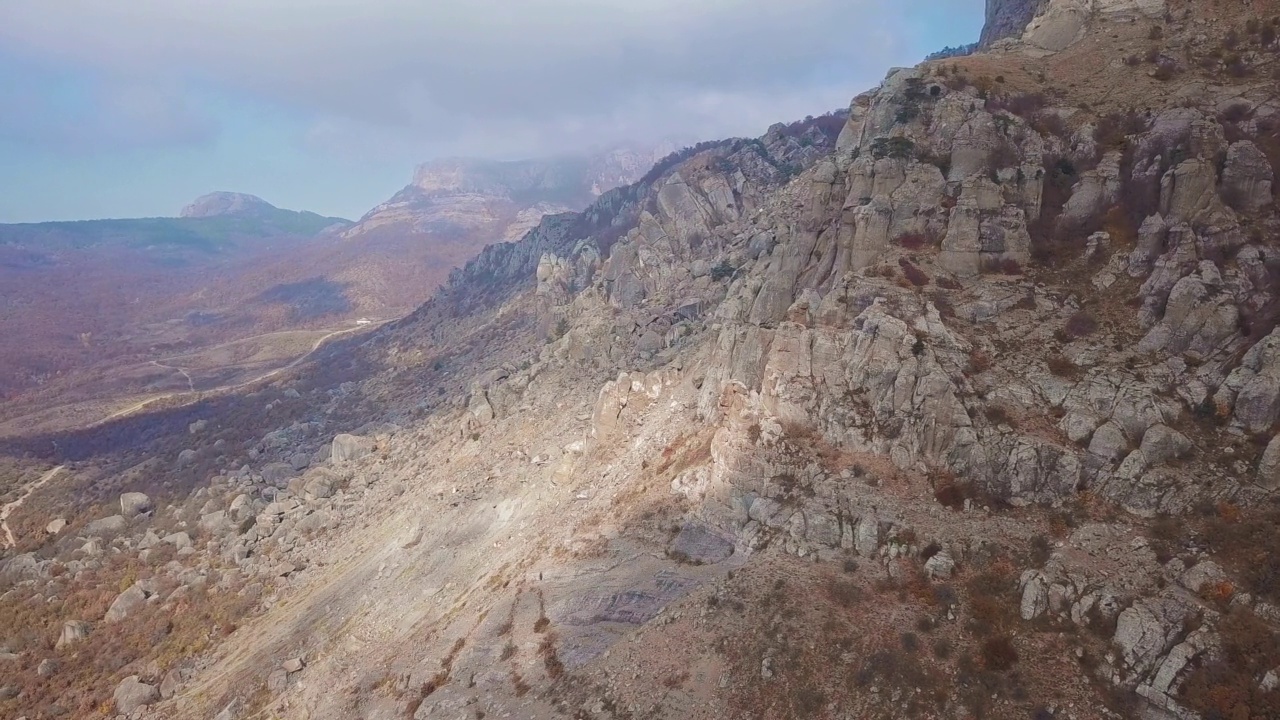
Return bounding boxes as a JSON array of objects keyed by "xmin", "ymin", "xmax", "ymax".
[{"xmin": 0, "ymin": 0, "xmax": 981, "ymax": 158}]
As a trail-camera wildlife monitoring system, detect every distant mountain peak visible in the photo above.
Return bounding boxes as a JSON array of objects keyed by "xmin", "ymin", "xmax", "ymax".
[{"xmin": 180, "ymin": 192, "xmax": 277, "ymax": 218}]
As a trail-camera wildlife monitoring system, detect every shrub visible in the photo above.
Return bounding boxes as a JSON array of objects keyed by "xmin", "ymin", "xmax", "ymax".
[
  {"xmin": 986, "ymin": 92, "xmax": 1048, "ymax": 118},
  {"xmin": 1202, "ymin": 504, "xmax": 1280, "ymax": 602},
  {"xmin": 984, "ymin": 405, "xmax": 1016, "ymax": 427},
  {"xmin": 539, "ymin": 634, "xmax": 565, "ymax": 679},
  {"xmin": 899, "ymin": 258, "xmax": 930, "ymax": 286},
  {"xmin": 1047, "ymin": 355, "xmax": 1082, "ymax": 380},
  {"xmin": 1063, "ymin": 312, "xmax": 1099, "ymax": 339},
  {"xmin": 933, "ymin": 472, "xmax": 977, "ymax": 511},
  {"xmin": 1029, "ymin": 535, "xmax": 1052, "ymax": 567},
  {"xmin": 981, "ymin": 635, "xmax": 1019, "ymax": 671},
  {"xmin": 871, "ymin": 137, "xmax": 917, "ymax": 160},
  {"xmin": 901, "ymin": 632, "xmax": 921, "ymax": 653},
  {"xmin": 828, "ymin": 578, "xmax": 863, "ymax": 607},
  {"xmin": 967, "ymin": 350, "xmax": 993, "ymax": 375},
  {"xmin": 710, "ymin": 260, "xmax": 736, "ymax": 282},
  {"xmin": 895, "ymin": 232, "xmax": 931, "ymax": 250},
  {"xmin": 1181, "ymin": 608, "xmax": 1280, "ymax": 718}
]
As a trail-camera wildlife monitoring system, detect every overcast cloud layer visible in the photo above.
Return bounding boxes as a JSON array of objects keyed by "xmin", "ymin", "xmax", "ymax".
[{"xmin": 0, "ymin": 1, "xmax": 982, "ymax": 221}]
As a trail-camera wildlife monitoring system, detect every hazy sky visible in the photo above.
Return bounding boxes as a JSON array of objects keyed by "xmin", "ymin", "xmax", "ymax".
[{"xmin": 0, "ymin": 1, "xmax": 982, "ymax": 222}]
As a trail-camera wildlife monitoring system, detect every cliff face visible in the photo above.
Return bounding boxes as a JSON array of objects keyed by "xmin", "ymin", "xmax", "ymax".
[{"xmin": 979, "ymin": 0, "xmax": 1050, "ymax": 46}]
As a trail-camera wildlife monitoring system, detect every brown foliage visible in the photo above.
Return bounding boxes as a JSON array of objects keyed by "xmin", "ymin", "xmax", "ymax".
[
  {"xmin": 899, "ymin": 259, "xmax": 930, "ymax": 287},
  {"xmin": 1047, "ymin": 355, "xmax": 1082, "ymax": 380},
  {"xmin": 1182, "ymin": 608, "xmax": 1280, "ymax": 719},
  {"xmin": 1062, "ymin": 312, "xmax": 1099, "ymax": 339},
  {"xmin": 980, "ymin": 635, "xmax": 1019, "ymax": 672},
  {"xmin": 895, "ymin": 232, "xmax": 932, "ymax": 250},
  {"xmin": 1202, "ymin": 503, "xmax": 1280, "ymax": 603}
]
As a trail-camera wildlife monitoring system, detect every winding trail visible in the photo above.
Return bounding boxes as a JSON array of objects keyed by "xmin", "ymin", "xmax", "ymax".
[
  {"xmin": 1, "ymin": 465, "xmax": 64, "ymax": 549},
  {"xmin": 92, "ymin": 320, "xmax": 389, "ymax": 427},
  {"xmin": 152, "ymin": 360, "xmax": 196, "ymax": 392}
]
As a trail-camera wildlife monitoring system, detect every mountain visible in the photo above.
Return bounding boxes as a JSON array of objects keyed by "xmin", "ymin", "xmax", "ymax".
[
  {"xmin": 180, "ymin": 191, "xmax": 279, "ymax": 218},
  {"xmin": 4, "ymin": 2, "xmax": 1280, "ymax": 720},
  {"xmin": 0, "ymin": 148, "xmax": 668, "ymax": 418},
  {"xmin": 0, "ymin": 197, "xmax": 349, "ymax": 258},
  {"xmin": 0, "ymin": 194, "xmax": 352, "ymax": 402},
  {"xmin": 344, "ymin": 145, "xmax": 676, "ymax": 242}
]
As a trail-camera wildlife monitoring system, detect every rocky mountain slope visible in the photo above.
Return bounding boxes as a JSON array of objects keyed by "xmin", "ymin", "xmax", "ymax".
[{"xmin": 3, "ymin": 1, "xmax": 1280, "ymax": 719}]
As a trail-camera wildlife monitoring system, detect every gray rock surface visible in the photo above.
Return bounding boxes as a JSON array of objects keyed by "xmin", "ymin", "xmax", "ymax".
[
  {"xmin": 113, "ymin": 675, "xmax": 159, "ymax": 714},
  {"xmin": 119, "ymin": 492, "xmax": 153, "ymax": 518},
  {"xmin": 331, "ymin": 434, "xmax": 374, "ymax": 464},
  {"xmin": 54, "ymin": 614, "xmax": 90, "ymax": 648},
  {"xmin": 668, "ymin": 523, "xmax": 735, "ymax": 565},
  {"xmin": 84, "ymin": 515, "xmax": 126, "ymax": 536},
  {"xmin": 104, "ymin": 584, "xmax": 150, "ymax": 623}
]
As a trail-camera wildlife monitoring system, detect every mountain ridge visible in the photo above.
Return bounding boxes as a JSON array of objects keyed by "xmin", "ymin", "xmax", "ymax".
[{"xmin": 3, "ymin": 2, "xmax": 1280, "ymax": 720}]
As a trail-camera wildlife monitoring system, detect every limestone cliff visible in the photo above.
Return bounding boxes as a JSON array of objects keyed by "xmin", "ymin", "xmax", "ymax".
[{"xmin": 980, "ymin": 0, "xmax": 1050, "ymax": 46}]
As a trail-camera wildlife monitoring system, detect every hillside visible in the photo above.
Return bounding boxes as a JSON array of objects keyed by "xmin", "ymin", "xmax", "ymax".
[
  {"xmin": 2, "ymin": 2, "xmax": 1280, "ymax": 720},
  {"xmin": 0, "ymin": 149, "xmax": 662, "ymax": 426}
]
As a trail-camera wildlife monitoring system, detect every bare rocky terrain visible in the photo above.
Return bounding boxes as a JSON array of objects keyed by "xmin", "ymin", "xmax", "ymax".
[{"xmin": 3, "ymin": 1, "xmax": 1280, "ymax": 719}]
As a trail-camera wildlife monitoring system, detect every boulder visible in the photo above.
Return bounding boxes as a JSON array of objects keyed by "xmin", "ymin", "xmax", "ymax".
[
  {"xmin": 162, "ymin": 532, "xmax": 193, "ymax": 551},
  {"xmin": 228, "ymin": 493, "xmax": 253, "ymax": 521},
  {"xmin": 282, "ymin": 657, "xmax": 304, "ymax": 673},
  {"xmin": 1137, "ymin": 425, "xmax": 1191, "ymax": 465},
  {"xmin": 1022, "ymin": 0, "xmax": 1089, "ymax": 52},
  {"xmin": 1225, "ymin": 328, "xmax": 1280, "ymax": 433},
  {"xmin": 854, "ymin": 516, "xmax": 880, "ymax": 557},
  {"xmin": 1260, "ymin": 435, "xmax": 1280, "ymax": 491},
  {"xmin": 113, "ymin": 675, "xmax": 159, "ymax": 714},
  {"xmin": 302, "ymin": 475, "xmax": 335, "ymax": 501},
  {"xmin": 45, "ymin": 518, "xmax": 66, "ymax": 535},
  {"xmin": 199, "ymin": 510, "xmax": 230, "ymax": 536},
  {"xmin": 1020, "ymin": 570, "xmax": 1049, "ymax": 620},
  {"xmin": 923, "ymin": 552, "xmax": 956, "ymax": 580},
  {"xmin": 1180, "ymin": 560, "xmax": 1228, "ymax": 594},
  {"xmin": 83, "ymin": 515, "xmax": 126, "ymax": 536},
  {"xmin": 331, "ymin": 434, "xmax": 374, "ymax": 464},
  {"xmin": 1113, "ymin": 596, "xmax": 1190, "ymax": 676},
  {"xmin": 261, "ymin": 462, "xmax": 296, "ymax": 486},
  {"xmin": 36, "ymin": 658, "xmax": 58, "ymax": 677},
  {"xmin": 267, "ymin": 668, "xmax": 289, "ymax": 694},
  {"xmin": 159, "ymin": 668, "xmax": 183, "ymax": 699},
  {"xmin": 176, "ymin": 448, "xmax": 197, "ymax": 467},
  {"xmin": 104, "ymin": 584, "xmax": 150, "ymax": 623},
  {"xmin": 1221, "ymin": 140, "xmax": 1274, "ymax": 213}
]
